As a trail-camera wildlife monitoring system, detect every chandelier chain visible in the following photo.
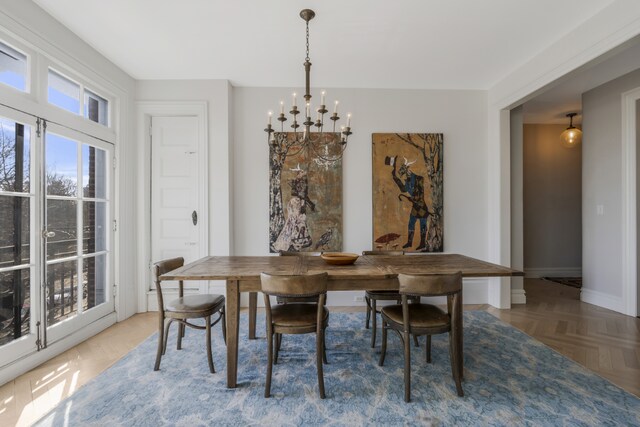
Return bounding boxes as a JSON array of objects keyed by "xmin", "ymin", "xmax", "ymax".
[{"xmin": 305, "ymin": 21, "xmax": 310, "ymax": 62}]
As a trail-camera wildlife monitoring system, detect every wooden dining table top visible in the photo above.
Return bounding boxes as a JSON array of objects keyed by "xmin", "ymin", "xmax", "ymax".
[{"xmin": 160, "ymin": 253, "xmax": 523, "ymax": 281}]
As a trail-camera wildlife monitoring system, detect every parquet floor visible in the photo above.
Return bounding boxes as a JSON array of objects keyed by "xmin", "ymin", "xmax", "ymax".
[
  {"xmin": 486, "ymin": 279, "xmax": 640, "ymax": 397},
  {"xmin": 0, "ymin": 278, "xmax": 639, "ymax": 426}
]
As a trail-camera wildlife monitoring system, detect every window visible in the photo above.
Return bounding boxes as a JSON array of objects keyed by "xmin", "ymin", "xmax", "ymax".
[
  {"xmin": 84, "ymin": 90, "xmax": 108, "ymax": 126},
  {"xmin": 0, "ymin": 41, "xmax": 27, "ymax": 92},
  {"xmin": 48, "ymin": 69, "xmax": 80, "ymax": 115},
  {"xmin": 0, "ymin": 116, "xmax": 32, "ymax": 346},
  {"xmin": 48, "ymin": 69, "xmax": 110, "ymax": 127}
]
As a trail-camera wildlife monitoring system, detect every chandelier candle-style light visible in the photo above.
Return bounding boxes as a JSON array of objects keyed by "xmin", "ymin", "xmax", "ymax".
[{"xmin": 264, "ymin": 9, "xmax": 352, "ymax": 162}]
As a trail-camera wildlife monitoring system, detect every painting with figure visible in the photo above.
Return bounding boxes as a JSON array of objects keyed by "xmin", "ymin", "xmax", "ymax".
[
  {"xmin": 269, "ymin": 132, "xmax": 343, "ymax": 253},
  {"xmin": 372, "ymin": 133, "xmax": 443, "ymax": 252}
]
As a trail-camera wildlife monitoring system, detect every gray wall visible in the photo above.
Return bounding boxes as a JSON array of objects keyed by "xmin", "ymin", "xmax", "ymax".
[
  {"xmin": 523, "ymin": 124, "xmax": 582, "ymax": 275},
  {"xmin": 583, "ymin": 68, "xmax": 640, "ymax": 302}
]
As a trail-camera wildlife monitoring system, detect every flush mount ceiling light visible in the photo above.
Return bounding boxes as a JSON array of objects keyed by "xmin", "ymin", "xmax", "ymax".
[
  {"xmin": 264, "ymin": 9, "xmax": 352, "ymax": 163},
  {"xmin": 560, "ymin": 113, "xmax": 582, "ymax": 148}
]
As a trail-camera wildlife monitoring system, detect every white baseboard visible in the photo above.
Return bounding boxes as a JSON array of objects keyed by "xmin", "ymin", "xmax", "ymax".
[
  {"xmin": 524, "ymin": 267, "xmax": 582, "ymax": 278},
  {"xmin": 580, "ymin": 288, "xmax": 625, "ymax": 314},
  {"xmin": 511, "ymin": 288, "xmax": 527, "ymax": 304},
  {"xmin": 0, "ymin": 312, "xmax": 117, "ymax": 387}
]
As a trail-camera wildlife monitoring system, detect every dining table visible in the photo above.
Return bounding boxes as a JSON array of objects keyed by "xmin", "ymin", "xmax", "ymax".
[{"xmin": 160, "ymin": 253, "xmax": 523, "ymax": 388}]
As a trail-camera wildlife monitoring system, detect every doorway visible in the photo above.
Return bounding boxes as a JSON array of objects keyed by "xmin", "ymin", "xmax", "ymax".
[
  {"xmin": 136, "ymin": 101, "xmax": 208, "ymax": 310},
  {"xmin": 0, "ymin": 107, "xmax": 115, "ymax": 368}
]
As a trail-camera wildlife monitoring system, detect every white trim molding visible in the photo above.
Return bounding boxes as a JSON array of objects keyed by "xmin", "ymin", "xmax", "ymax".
[
  {"xmin": 511, "ymin": 288, "xmax": 527, "ymax": 305},
  {"xmin": 621, "ymin": 86, "xmax": 640, "ymax": 317},
  {"xmin": 580, "ymin": 288, "xmax": 625, "ymax": 314},
  {"xmin": 135, "ymin": 101, "xmax": 209, "ymax": 313}
]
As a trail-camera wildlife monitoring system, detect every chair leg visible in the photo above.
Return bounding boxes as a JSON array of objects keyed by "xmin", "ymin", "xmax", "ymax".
[
  {"xmin": 449, "ymin": 331, "xmax": 464, "ymax": 397},
  {"xmin": 274, "ymin": 333, "xmax": 281, "ymax": 364},
  {"xmin": 154, "ymin": 314, "xmax": 165, "ymax": 371},
  {"xmin": 177, "ymin": 322, "xmax": 184, "ymax": 350},
  {"xmin": 404, "ymin": 330, "xmax": 411, "ymax": 402},
  {"xmin": 413, "ymin": 334, "xmax": 419, "ymax": 347},
  {"xmin": 426, "ymin": 335, "xmax": 432, "ymax": 363},
  {"xmin": 370, "ymin": 299, "xmax": 377, "ymax": 348},
  {"xmin": 221, "ymin": 306, "xmax": 227, "ymax": 345},
  {"xmin": 316, "ymin": 329, "xmax": 326, "ymax": 399},
  {"xmin": 365, "ymin": 296, "xmax": 371, "ymax": 329},
  {"xmin": 265, "ymin": 327, "xmax": 273, "ymax": 398},
  {"xmin": 206, "ymin": 315, "xmax": 215, "ymax": 374},
  {"xmin": 323, "ymin": 328, "xmax": 328, "ymax": 364},
  {"xmin": 162, "ymin": 319, "xmax": 173, "ymax": 356},
  {"xmin": 378, "ymin": 320, "xmax": 387, "ymax": 366}
]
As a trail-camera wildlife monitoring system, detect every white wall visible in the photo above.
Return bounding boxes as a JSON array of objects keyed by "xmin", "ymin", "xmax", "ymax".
[
  {"xmin": 233, "ymin": 87, "xmax": 489, "ymax": 305},
  {"xmin": 582, "ymin": 68, "xmax": 640, "ymax": 312},
  {"xmin": 523, "ymin": 124, "xmax": 582, "ymax": 277}
]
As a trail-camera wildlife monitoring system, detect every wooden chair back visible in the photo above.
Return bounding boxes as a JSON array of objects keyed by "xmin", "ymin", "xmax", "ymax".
[
  {"xmin": 279, "ymin": 251, "xmax": 322, "ymax": 256},
  {"xmin": 260, "ymin": 272, "xmax": 328, "ymax": 298},
  {"xmin": 397, "ymin": 272, "xmax": 462, "ymax": 297},
  {"xmin": 154, "ymin": 257, "xmax": 185, "ymax": 312},
  {"xmin": 362, "ymin": 250, "xmax": 404, "ymax": 256}
]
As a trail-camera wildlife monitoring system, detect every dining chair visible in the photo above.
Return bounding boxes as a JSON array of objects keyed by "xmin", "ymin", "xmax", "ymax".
[
  {"xmin": 277, "ymin": 251, "xmax": 323, "ymax": 304},
  {"xmin": 153, "ymin": 257, "xmax": 226, "ymax": 374},
  {"xmin": 362, "ymin": 250, "xmax": 419, "ymax": 348},
  {"xmin": 261, "ymin": 272, "xmax": 329, "ymax": 399},
  {"xmin": 378, "ymin": 271, "xmax": 464, "ymax": 402}
]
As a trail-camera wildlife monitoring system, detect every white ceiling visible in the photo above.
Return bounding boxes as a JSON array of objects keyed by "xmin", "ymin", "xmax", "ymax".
[{"xmin": 33, "ymin": 0, "xmax": 613, "ymax": 90}]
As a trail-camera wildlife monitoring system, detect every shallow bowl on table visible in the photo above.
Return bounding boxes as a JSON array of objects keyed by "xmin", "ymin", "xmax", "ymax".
[{"xmin": 321, "ymin": 252, "xmax": 359, "ymax": 265}]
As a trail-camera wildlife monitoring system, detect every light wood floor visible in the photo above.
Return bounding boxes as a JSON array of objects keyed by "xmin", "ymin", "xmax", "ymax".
[{"xmin": 1, "ymin": 278, "xmax": 639, "ymax": 426}]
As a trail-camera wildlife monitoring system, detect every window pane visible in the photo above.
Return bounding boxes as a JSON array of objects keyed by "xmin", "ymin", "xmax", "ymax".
[
  {"xmin": 83, "ymin": 201, "xmax": 106, "ymax": 254},
  {"xmin": 82, "ymin": 145, "xmax": 106, "ymax": 199},
  {"xmin": 46, "ymin": 134, "xmax": 77, "ymax": 197},
  {"xmin": 0, "ymin": 268, "xmax": 30, "ymax": 346},
  {"xmin": 83, "ymin": 254, "xmax": 106, "ymax": 310},
  {"xmin": 84, "ymin": 90, "xmax": 108, "ymax": 126},
  {"xmin": 0, "ymin": 117, "xmax": 30, "ymax": 193},
  {"xmin": 46, "ymin": 260, "xmax": 78, "ymax": 326},
  {"xmin": 48, "ymin": 70, "xmax": 80, "ymax": 114},
  {"xmin": 0, "ymin": 41, "xmax": 27, "ymax": 92},
  {"xmin": 46, "ymin": 199, "xmax": 77, "ymax": 260},
  {"xmin": 0, "ymin": 196, "xmax": 30, "ymax": 267}
]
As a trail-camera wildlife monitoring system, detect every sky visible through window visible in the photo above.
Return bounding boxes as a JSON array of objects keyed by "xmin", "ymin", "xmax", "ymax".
[
  {"xmin": 46, "ymin": 133, "xmax": 102, "ymax": 196},
  {"xmin": 0, "ymin": 41, "xmax": 27, "ymax": 92}
]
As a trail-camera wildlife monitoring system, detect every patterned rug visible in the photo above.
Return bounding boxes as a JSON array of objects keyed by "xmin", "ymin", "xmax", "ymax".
[
  {"xmin": 35, "ymin": 311, "xmax": 639, "ymax": 426},
  {"xmin": 542, "ymin": 277, "xmax": 583, "ymax": 289}
]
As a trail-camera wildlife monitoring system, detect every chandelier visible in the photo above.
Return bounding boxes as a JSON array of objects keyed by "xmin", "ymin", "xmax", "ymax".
[{"xmin": 264, "ymin": 9, "xmax": 352, "ymax": 162}]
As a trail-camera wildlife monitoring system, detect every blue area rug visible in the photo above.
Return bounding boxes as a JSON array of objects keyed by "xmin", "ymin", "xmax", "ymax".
[{"xmin": 35, "ymin": 311, "xmax": 640, "ymax": 426}]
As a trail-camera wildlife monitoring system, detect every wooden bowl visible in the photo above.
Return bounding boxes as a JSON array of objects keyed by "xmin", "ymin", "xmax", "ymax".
[{"xmin": 321, "ymin": 252, "xmax": 359, "ymax": 265}]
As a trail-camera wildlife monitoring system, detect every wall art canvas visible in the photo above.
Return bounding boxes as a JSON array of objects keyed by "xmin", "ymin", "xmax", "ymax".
[
  {"xmin": 269, "ymin": 132, "xmax": 343, "ymax": 253},
  {"xmin": 372, "ymin": 133, "xmax": 443, "ymax": 252}
]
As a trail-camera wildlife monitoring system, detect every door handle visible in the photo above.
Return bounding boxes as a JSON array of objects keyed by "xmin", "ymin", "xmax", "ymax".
[
  {"xmin": 192, "ymin": 210, "xmax": 198, "ymax": 226},
  {"xmin": 43, "ymin": 230, "xmax": 55, "ymax": 238}
]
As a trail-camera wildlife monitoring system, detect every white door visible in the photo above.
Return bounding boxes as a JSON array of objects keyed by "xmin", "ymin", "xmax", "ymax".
[
  {"xmin": 150, "ymin": 116, "xmax": 205, "ymax": 289},
  {"xmin": 0, "ymin": 107, "xmax": 39, "ymax": 367},
  {"xmin": 43, "ymin": 123, "xmax": 115, "ymax": 344}
]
